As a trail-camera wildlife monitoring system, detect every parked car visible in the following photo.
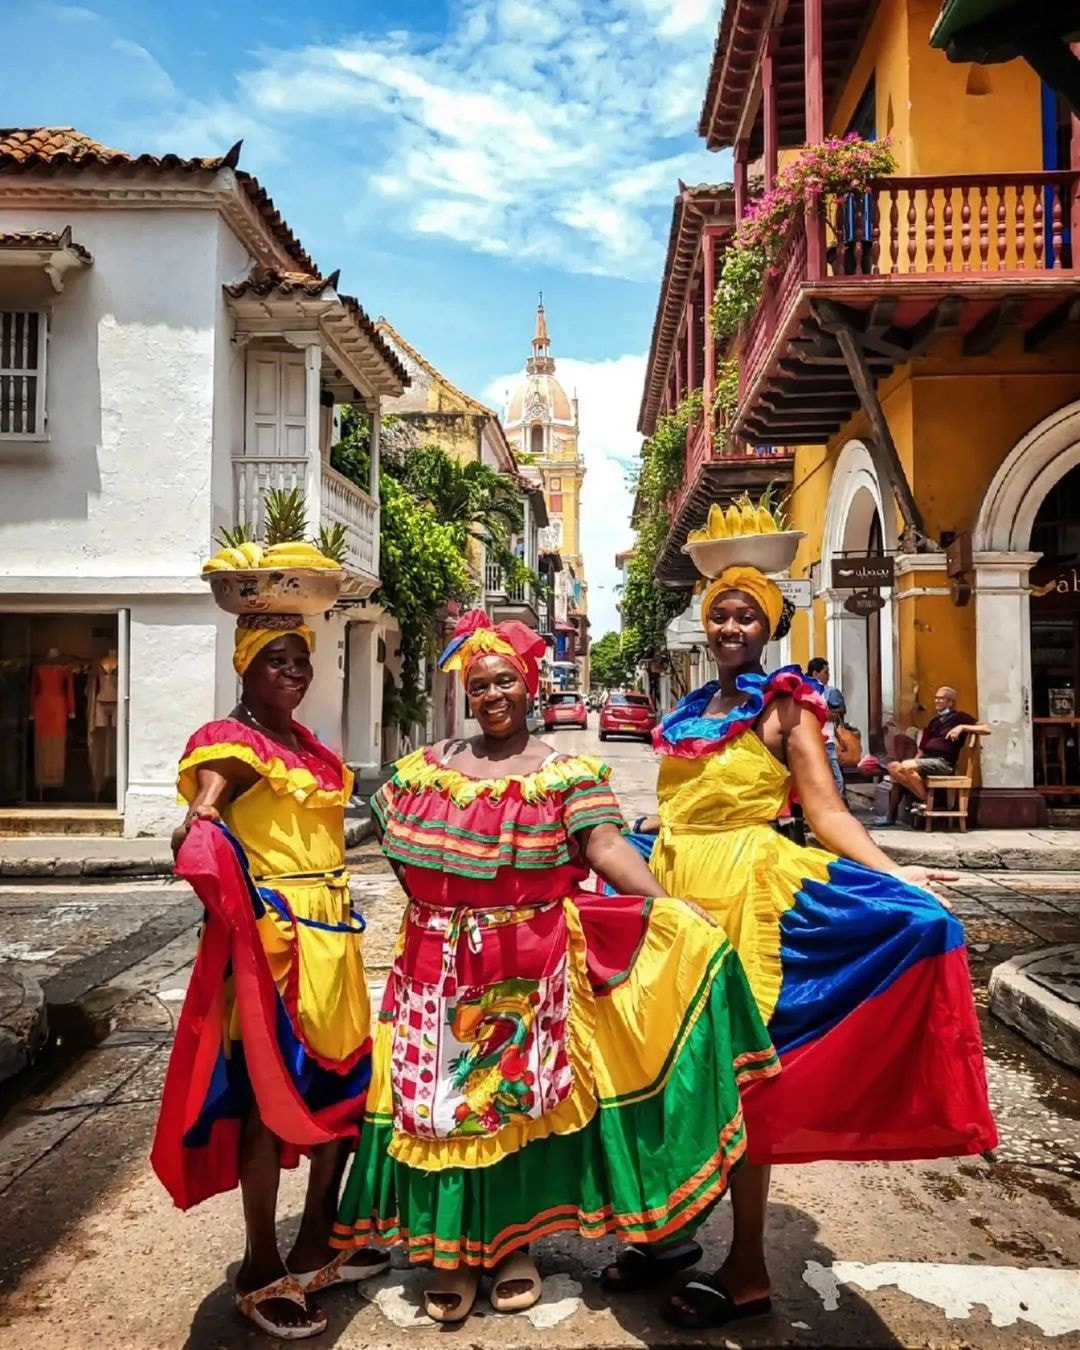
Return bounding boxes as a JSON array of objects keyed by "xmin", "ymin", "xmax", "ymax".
[
  {"xmin": 543, "ymin": 691, "xmax": 588, "ymax": 731},
  {"xmin": 598, "ymin": 691, "xmax": 657, "ymax": 742}
]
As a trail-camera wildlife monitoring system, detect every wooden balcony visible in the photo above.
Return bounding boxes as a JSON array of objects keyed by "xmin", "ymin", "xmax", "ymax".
[
  {"xmin": 737, "ymin": 170, "xmax": 1080, "ymax": 445},
  {"xmin": 659, "ymin": 412, "xmax": 795, "ymax": 587},
  {"xmin": 484, "ymin": 563, "xmax": 539, "ymax": 626},
  {"xmin": 233, "ymin": 455, "xmax": 380, "ymax": 594}
]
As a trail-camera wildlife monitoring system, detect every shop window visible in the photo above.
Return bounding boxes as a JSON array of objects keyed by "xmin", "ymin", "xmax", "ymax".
[
  {"xmin": 0, "ymin": 311, "xmax": 48, "ymax": 439},
  {"xmin": 0, "ymin": 613, "xmax": 120, "ymax": 807}
]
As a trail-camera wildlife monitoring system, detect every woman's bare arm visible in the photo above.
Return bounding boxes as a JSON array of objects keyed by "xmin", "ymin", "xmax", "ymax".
[
  {"xmin": 171, "ymin": 759, "xmax": 257, "ymax": 858},
  {"xmin": 581, "ymin": 823, "xmax": 668, "ymax": 898}
]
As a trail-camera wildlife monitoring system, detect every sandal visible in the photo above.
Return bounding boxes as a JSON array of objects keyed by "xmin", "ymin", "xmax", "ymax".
[
  {"xmin": 599, "ymin": 1240, "xmax": 703, "ymax": 1292},
  {"xmin": 423, "ymin": 1265, "xmax": 482, "ymax": 1323},
  {"xmin": 235, "ymin": 1273, "xmax": 327, "ymax": 1340},
  {"xmin": 490, "ymin": 1250, "xmax": 542, "ymax": 1312},
  {"xmin": 294, "ymin": 1248, "xmax": 392, "ymax": 1293},
  {"xmin": 663, "ymin": 1273, "xmax": 772, "ymax": 1329}
]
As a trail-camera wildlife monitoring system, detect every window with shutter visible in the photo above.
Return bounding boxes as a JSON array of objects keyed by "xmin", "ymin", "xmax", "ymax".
[{"xmin": 0, "ymin": 311, "xmax": 47, "ymax": 439}]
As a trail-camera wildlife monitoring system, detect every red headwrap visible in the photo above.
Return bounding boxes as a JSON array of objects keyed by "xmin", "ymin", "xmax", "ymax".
[{"xmin": 438, "ymin": 609, "xmax": 547, "ymax": 697}]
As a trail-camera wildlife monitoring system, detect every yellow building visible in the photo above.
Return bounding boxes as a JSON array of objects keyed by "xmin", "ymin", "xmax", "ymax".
[
  {"xmin": 504, "ymin": 302, "xmax": 590, "ymax": 688},
  {"xmin": 693, "ymin": 0, "xmax": 1080, "ymax": 825}
]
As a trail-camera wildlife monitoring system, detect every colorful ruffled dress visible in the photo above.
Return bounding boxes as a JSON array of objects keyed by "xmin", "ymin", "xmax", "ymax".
[
  {"xmin": 332, "ymin": 747, "xmax": 778, "ymax": 1271},
  {"xmin": 635, "ymin": 668, "xmax": 997, "ymax": 1166},
  {"xmin": 152, "ymin": 719, "xmax": 372, "ymax": 1210}
]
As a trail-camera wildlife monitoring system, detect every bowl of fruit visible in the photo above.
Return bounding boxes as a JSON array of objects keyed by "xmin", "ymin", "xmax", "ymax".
[{"xmin": 202, "ymin": 490, "xmax": 346, "ymax": 615}]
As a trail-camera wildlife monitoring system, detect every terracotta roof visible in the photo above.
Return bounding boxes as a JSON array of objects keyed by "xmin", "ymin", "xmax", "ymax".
[
  {"xmin": 227, "ymin": 269, "xmax": 409, "ymax": 389},
  {"xmin": 698, "ymin": 1, "xmax": 881, "ymax": 154},
  {"xmin": 0, "ymin": 127, "xmax": 317, "ymax": 275},
  {"xmin": 0, "ymin": 228, "xmax": 92, "ymax": 263},
  {"xmin": 375, "ymin": 318, "xmax": 498, "ymax": 419},
  {"xmin": 639, "ymin": 184, "xmax": 735, "ymax": 437}
]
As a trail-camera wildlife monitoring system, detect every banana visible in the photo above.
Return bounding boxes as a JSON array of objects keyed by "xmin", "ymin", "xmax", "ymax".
[
  {"xmin": 686, "ymin": 526, "xmax": 708, "ymax": 543},
  {"xmin": 707, "ymin": 503, "xmax": 727, "ymax": 539},
  {"xmin": 238, "ymin": 541, "xmax": 265, "ymax": 568},
  {"xmin": 756, "ymin": 505, "xmax": 778, "ymax": 534},
  {"xmin": 201, "ymin": 558, "xmax": 232, "ymax": 573},
  {"xmin": 262, "ymin": 541, "xmax": 323, "ymax": 560},
  {"xmin": 261, "ymin": 550, "xmax": 338, "ymax": 570},
  {"xmin": 740, "ymin": 501, "xmax": 758, "ymax": 531},
  {"xmin": 725, "ymin": 503, "xmax": 742, "ymax": 535}
]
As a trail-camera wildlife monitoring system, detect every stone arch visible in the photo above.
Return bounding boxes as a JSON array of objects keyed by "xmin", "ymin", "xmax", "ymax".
[
  {"xmin": 821, "ymin": 440, "xmax": 896, "ymax": 738},
  {"xmin": 973, "ymin": 400, "xmax": 1080, "ymax": 790},
  {"xmin": 975, "ymin": 399, "xmax": 1080, "ymax": 553}
]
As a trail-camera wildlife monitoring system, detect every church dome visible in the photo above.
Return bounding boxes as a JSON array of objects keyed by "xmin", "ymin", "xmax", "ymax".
[{"xmin": 505, "ymin": 301, "xmax": 575, "ymax": 430}]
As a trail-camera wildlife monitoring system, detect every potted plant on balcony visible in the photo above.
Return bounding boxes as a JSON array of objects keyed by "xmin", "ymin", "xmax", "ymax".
[{"xmin": 711, "ymin": 135, "xmax": 898, "ymax": 340}]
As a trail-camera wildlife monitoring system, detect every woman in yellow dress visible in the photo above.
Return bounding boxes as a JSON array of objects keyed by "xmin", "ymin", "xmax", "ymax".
[
  {"xmin": 622, "ymin": 505, "xmax": 996, "ymax": 1331},
  {"xmin": 152, "ymin": 612, "xmax": 385, "ymax": 1340}
]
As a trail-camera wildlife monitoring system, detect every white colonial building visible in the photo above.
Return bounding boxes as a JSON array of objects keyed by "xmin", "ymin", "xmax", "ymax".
[{"xmin": 0, "ymin": 128, "xmax": 406, "ymax": 836}]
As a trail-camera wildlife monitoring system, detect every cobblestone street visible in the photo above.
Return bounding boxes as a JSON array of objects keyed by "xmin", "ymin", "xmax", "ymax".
[{"xmin": 0, "ymin": 724, "xmax": 1078, "ymax": 1347}]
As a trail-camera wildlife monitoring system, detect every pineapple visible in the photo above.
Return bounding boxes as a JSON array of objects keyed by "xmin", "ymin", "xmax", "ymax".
[
  {"xmin": 215, "ymin": 521, "xmax": 254, "ymax": 549},
  {"xmin": 316, "ymin": 523, "xmax": 349, "ymax": 566},
  {"xmin": 263, "ymin": 488, "xmax": 308, "ymax": 545}
]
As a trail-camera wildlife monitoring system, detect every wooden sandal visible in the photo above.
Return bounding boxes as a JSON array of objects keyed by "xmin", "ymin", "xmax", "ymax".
[
  {"xmin": 490, "ymin": 1250, "xmax": 542, "ymax": 1313},
  {"xmin": 235, "ymin": 1274, "xmax": 327, "ymax": 1340},
  {"xmin": 423, "ymin": 1265, "xmax": 481, "ymax": 1323}
]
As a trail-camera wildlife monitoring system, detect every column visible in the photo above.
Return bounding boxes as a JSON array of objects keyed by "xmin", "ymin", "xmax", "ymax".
[
  {"xmin": 804, "ymin": 0, "xmax": 825, "ymax": 144},
  {"xmin": 824, "ymin": 588, "xmax": 869, "ymax": 739},
  {"xmin": 345, "ymin": 619, "xmax": 382, "ymax": 772},
  {"xmin": 974, "ymin": 551, "xmax": 1042, "ymax": 788},
  {"xmin": 763, "ymin": 32, "xmax": 779, "ymax": 190},
  {"xmin": 734, "ymin": 142, "xmax": 749, "ymax": 220},
  {"xmin": 1071, "ymin": 56, "xmax": 1080, "ymax": 259},
  {"xmin": 703, "ymin": 229, "xmax": 717, "ymax": 431},
  {"xmin": 301, "ymin": 339, "xmax": 323, "ymax": 530},
  {"xmin": 686, "ymin": 296, "xmax": 696, "ymax": 397},
  {"xmin": 369, "ymin": 403, "xmax": 381, "ymax": 504}
]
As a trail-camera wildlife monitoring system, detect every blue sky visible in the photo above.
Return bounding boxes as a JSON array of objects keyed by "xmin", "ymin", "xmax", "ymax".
[{"xmin": 3, "ymin": 0, "xmax": 731, "ymax": 633}]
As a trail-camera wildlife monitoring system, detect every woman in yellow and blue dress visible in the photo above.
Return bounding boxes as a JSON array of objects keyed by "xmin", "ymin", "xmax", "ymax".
[
  {"xmin": 153, "ymin": 611, "xmax": 385, "ymax": 1340},
  {"xmin": 622, "ymin": 503, "xmax": 997, "ymax": 1331},
  {"xmin": 331, "ymin": 610, "xmax": 779, "ymax": 1323}
]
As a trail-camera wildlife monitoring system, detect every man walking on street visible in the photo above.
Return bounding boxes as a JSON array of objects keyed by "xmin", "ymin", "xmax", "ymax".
[
  {"xmin": 808, "ymin": 657, "xmax": 847, "ymax": 801},
  {"xmin": 874, "ymin": 686, "xmax": 989, "ymax": 826}
]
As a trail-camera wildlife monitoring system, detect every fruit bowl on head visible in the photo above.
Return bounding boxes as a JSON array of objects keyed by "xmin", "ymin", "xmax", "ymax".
[
  {"xmin": 207, "ymin": 568, "xmax": 344, "ymax": 616},
  {"xmin": 682, "ymin": 531, "xmax": 804, "ymax": 579}
]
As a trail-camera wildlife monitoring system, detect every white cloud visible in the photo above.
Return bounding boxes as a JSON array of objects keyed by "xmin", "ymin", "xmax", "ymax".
[
  {"xmin": 214, "ymin": 0, "xmax": 719, "ymax": 281},
  {"xmin": 484, "ymin": 354, "xmax": 645, "ymax": 637}
]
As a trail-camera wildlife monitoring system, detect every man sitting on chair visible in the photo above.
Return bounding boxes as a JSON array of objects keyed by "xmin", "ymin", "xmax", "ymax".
[{"xmin": 874, "ymin": 687, "xmax": 989, "ymax": 827}]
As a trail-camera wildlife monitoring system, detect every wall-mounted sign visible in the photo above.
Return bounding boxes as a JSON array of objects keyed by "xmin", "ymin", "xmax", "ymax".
[
  {"xmin": 776, "ymin": 578, "xmax": 813, "ymax": 610},
  {"xmin": 945, "ymin": 532, "xmax": 972, "ymax": 580},
  {"xmin": 1031, "ymin": 565, "xmax": 1080, "ymax": 600},
  {"xmin": 832, "ymin": 556, "xmax": 895, "ymax": 589},
  {"xmin": 844, "ymin": 590, "xmax": 886, "ymax": 617}
]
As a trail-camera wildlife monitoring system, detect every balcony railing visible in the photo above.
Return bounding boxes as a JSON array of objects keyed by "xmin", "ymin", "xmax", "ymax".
[
  {"xmin": 741, "ymin": 170, "xmax": 1080, "ymax": 400},
  {"xmin": 484, "ymin": 563, "xmax": 535, "ymax": 610},
  {"xmin": 232, "ymin": 455, "xmax": 379, "ymax": 580},
  {"xmin": 670, "ymin": 413, "xmax": 794, "ymax": 520},
  {"xmin": 484, "ymin": 562, "xmax": 507, "ymax": 597}
]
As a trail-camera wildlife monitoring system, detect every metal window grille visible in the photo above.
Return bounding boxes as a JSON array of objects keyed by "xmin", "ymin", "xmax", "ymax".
[{"xmin": 0, "ymin": 311, "xmax": 47, "ymax": 438}]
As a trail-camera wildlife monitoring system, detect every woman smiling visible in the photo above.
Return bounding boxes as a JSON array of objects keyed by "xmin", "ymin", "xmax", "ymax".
[{"xmin": 331, "ymin": 609, "xmax": 778, "ymax": 1323}]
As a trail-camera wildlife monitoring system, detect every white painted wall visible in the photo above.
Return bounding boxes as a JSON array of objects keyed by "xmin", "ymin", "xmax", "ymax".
[{"xmin": 302, "ymin": 609, "xmax": 348, "ymax": 753}]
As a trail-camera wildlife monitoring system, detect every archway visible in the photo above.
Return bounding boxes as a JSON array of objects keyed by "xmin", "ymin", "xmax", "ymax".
[
  {"xmin": 822, "ymin": 441, "xmax": 896, "ymax": 744},
  {"xmin": 973, "ymin": 399, "xmax": 1080, "ymax": 788}
]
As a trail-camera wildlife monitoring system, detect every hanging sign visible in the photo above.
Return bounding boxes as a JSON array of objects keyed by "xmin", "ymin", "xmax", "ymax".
[
  {"xmin": 832, "ymin": 556, "xmax": 895, "ymax": 589},
  {"xmin": 776, "ymin": 578, "xmax": 813, "ymax": 610},
  {"xmin": 844, "ymin": 590, "xmax": 885, "ymax": 616}
]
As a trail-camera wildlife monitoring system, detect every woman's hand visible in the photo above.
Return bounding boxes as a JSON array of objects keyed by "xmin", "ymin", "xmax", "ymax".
[
  {"xmin": 171, "ymin": 805, "xmax": 222, "ymax": 859},
  {"xmin": 891, "ymin": 864, "xmax": 959, "ymax": 907}
]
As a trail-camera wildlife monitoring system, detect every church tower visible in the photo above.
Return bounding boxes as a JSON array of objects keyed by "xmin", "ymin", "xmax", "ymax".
[{"xmin": 505, "ymin": 300, "xmax": 589, "ymax": 686}]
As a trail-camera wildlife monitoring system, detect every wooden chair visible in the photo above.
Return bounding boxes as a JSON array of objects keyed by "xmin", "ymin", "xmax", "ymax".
[
  {"xmin": 912, "ymin": 730, "xmax": 987, "ymax": 833},
  {"xmin": 1036, "ymin": 723, "xmax": 1069, "ymax": 788}
]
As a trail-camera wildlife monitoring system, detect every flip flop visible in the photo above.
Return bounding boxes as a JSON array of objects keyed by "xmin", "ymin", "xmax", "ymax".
[
  {"xmin": 423, "ymin": 1265, "xmax": 482, "ymax": 1323},
  {"xmin": 599, "ymin": 1240, "xmax": 703, "ymax": 1292},
  {"xmin": 489, "ymin": 1250, "xmax": 542, "ymax": 1313},
  {"xmin": 663, "ymin": 1273, "xmax": 772, "ymax": 1329},
  {"xmin": 294, "ymin": 1248, "xmax": 392, "ymax": 1293},
  {"xmin": 235, "ymin": 1273, "xmax": 327, "ymax": 1340}
]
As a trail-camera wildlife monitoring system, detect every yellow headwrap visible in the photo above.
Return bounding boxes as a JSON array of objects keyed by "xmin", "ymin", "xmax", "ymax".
[
  {"xmin": 234, "ymin": 620, "xmax": 315, "ymax": 677},
  {"xmin": 700, "ymin": 566, "xmax": 785, "ymax": 636}
]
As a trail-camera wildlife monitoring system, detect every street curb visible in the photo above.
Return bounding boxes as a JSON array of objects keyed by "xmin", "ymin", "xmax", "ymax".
[
  {"xmin": 871, "ymin": 835, "xmax": 1080, "ymax": 872},
  {"xmin": 988, "ymin": 944, "xmax": 1080, "ymax": 1071},
  {"xmin": 0, "ymin": 814, "xmax": 375, "ymax": 880},
  {"xmin": 0, "ymin": 969, "xmax": 48, "ymax": 1085}
]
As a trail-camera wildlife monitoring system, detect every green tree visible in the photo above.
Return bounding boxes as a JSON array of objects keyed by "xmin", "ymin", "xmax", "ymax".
[
  {"xmin": 401, "ymin": 445, "xmax": 526, "ymax": 576},
  {"xmin": 589, "ymin": 631, "xmax": 632, "ymax": 690}
]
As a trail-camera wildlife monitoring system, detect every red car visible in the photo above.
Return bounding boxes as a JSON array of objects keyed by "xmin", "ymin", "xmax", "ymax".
[
  {"xmin": 599, "ymin": 692, "xmax": 657, "ymax": 742},
  {"xmin": 543, "ymin": 691, "xmax": 588, "ymax": 731}
]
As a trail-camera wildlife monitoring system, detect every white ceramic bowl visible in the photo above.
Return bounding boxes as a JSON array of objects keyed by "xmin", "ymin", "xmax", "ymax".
[
  {"xmin": 207, "ymin": 568, "xmax": 344, "ymax": 616},
  {"xmin": 681, "ymin": 530, "xmax": 805, "ymax": 578}
]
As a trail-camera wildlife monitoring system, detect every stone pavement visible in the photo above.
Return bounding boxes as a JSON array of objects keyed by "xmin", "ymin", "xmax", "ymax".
[
  {"xmin": 0, "ymin": 729, "xmax": 1078, "ymax": 1346},
  {"xmin": 990, "ymin": 944, "xmax": 1080, "ymax": 1072}
]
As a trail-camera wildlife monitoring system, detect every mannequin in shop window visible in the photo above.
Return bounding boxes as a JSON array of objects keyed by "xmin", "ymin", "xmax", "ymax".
[
  {"xmin": 30, "ymin": 648, "xmax": 75, "ymax": 794},
  {"xmin": 88, "ymin": 649, "xmax": 119, "ymax": 799}
]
